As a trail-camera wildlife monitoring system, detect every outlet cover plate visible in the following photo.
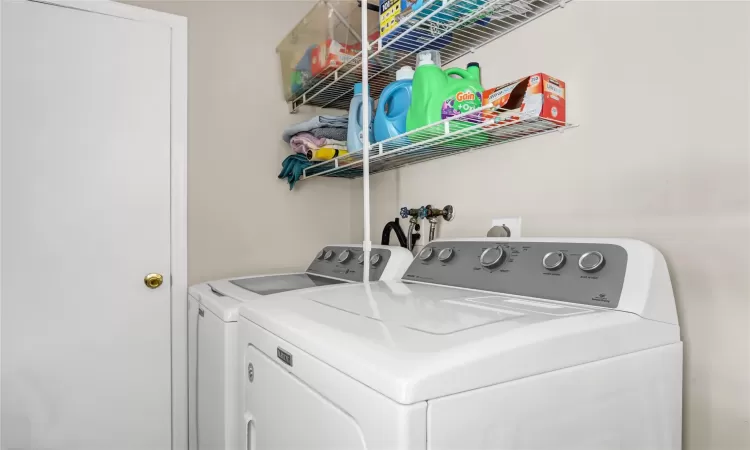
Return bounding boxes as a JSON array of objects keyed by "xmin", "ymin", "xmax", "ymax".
[{"xmin": 490, "ymin": 217, "xmax": 522, "ymax": 237}]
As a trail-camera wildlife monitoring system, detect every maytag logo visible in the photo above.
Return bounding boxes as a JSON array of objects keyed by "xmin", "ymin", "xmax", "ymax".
[{"xmin": 277, "ymin": 347, "xmax": 293, "ymax": 367}]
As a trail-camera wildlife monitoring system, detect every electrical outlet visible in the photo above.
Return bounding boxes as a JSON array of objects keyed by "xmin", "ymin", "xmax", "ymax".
[{"xmin": 489, "ymin": 217, "xmax": 522, "ymax": 237}]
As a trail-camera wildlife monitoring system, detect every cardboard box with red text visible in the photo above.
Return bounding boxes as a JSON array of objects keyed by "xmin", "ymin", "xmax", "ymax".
[{"xmin": 482, "ymin": 73, "xmax": 566, "ymax": 125}]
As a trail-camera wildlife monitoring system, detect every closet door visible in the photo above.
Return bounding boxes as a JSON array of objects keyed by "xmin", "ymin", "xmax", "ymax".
[{"xmin": 2, "ymin": 1, "xmax": 173, "ymax": 449}]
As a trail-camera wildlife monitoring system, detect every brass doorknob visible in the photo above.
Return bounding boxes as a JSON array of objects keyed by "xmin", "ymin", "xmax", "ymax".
[{"xmin": 144, "ymin": 273, "xmax": 164, "ymax": 289}]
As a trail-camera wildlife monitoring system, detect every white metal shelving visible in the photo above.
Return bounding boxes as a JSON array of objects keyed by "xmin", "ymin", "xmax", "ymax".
[
  {"xmin": 289, "ymin": 0, "xmax": 566, "ymax": 112},
  {"xmin": 283, "ymin": 0, "xmax": 575, "ymax": 279},
  {"xmin": 303, "ymin": 104, "xmax": 574, "ymax": 179}
]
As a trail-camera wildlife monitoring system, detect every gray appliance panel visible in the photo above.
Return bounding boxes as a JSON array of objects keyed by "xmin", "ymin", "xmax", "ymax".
[
  {"xmin": 402, "ymin": 241, "xmax": 627, "ymax": 308},
  {"xmin": 306, "ymin": 246, "xmax": 393, "ymax": 282},
  {"xmin": 229, "ymin": 274, "xmax": 346, "ymax": 296}
]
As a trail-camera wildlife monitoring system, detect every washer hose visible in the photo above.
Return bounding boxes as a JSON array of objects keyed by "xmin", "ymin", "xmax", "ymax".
[{"xmin": 381, "ymin": 218, "xmax": 408, "ymax": 249}]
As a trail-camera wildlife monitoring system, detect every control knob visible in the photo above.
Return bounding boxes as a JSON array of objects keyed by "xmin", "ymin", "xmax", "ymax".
[
  {"xmin": 357, "ymin": 253, "xmax": 365, "ymax": 265},
  {"xmin": 338, "ymin": 249, "xmax": 352, "ymax": 263},
  {"xmin": 370, "ymin": 254, "xmax": 382, "ymax": 266},
  {"xmin": 578, "ymin": 251, "xmax": 605, "ymax": 273},
  {"xmin": 438, "ymin": 248, "xmax": 454, "ymax": 262},
  {"xmin": 324, "ymin": 250, "xmax": 335, "ymax": 260},
  {"xmin": 480, "ymin": 247, "xmax": 505, "ymax": 269},
  {"xmin": 418, "ymin": 247, "xmax": 434, "ymax": 261},
  {"xmin": 542, "ymin": 251, "xmax": 566, "ymax": 271}
]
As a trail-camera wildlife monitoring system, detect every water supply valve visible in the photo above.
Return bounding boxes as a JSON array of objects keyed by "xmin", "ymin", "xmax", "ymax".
[
  {"xmin": 419, "ymin": 205, "xmax": 455, "ymax": 221},
  {"xmin": 400, "ymin": 207, "xmax": 420, "ymax": 219}
]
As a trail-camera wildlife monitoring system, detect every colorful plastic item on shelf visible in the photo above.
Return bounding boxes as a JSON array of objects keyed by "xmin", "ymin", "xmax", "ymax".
[
  {"xmin": 379, "ymin": 0, "xmax": 491, "ymax": 53},
  {"xmin": 380, "ymin": 0, "xmax": 488, "ymax": 35},
  {"xmin": 405, "ymin": 50, "xmax": 487, "ymax": 147},
  {"xmin": 348, "ymin": 83, "xmax": 375, "ymax": 152},
  {"xmin": 290, "ymin": 44, "xmax": 315, "ymax": 95},
  {"xmin": 374, "ymin": 66, "xmax": 414, "ymax": 144},
  {"xmin": 307, "ymin": 147, "xmax": 349, "ymax": 162},
  {"xmin": 310, "ymin": 39, "xmax": 359, "ymax": 78}
]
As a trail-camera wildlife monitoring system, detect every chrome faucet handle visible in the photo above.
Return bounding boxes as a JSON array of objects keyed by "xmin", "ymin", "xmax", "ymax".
[{"xmin": 419, "ymin": 205, "xmax": 454, "ymax": 221}]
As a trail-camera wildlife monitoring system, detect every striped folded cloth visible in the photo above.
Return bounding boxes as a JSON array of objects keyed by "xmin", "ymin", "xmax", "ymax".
[
  {"xmin": 290, "ymin": 132, "xmax": 346, "ymax": 155},
  {"xmin": 282, "ymin": 115, "xmax": 348, "ymax": 143}
]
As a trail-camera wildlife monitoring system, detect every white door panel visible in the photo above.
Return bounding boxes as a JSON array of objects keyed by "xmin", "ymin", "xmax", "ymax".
[
  {"xmin": 188, "ymin": 296, "xmax": 199, "ymax": 450},
  {"xmin": 244, "ymin": 346, "xmax": 367, "ymax": 450},
  {"xmin": 2, "ymin": 1, "xmax": 173, "ymax": 449}
]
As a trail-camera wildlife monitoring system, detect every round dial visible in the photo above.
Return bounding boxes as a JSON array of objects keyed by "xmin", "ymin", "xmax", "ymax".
[
  {"xmin": 438, "ymin": 247, "xmax": 454, "ymax": 262},
  {"xmin": 357, "ymin": 253, "xmax": 365, "ymax": 265},
  {"xmin": 324, "ymin": 250, "xmax": 335, "ymax": 260},
  {"xmin": 370, "ymin": 254, "xmax": 382, "ymax": 266},
  {"xmin": 338, "ymin": 249, "xmax": 351, "ymax": 263},
  {"xmin": 316, "ymin": 250, "xmax": 325, "ymax": 260},
  {"xmin": 578, "ymin": 251, "xmax": 605, "ymax": 272},
  {"xmin": 480, "ymin": 247, "xmax": 505, "ymax": 269},
  {"xmin": 542, "ymin": 251, "xmax": 566, "ymax": 271},
  {"xmin": 418, "ymin": 247, "xmax": 434, "ymax": 261}
]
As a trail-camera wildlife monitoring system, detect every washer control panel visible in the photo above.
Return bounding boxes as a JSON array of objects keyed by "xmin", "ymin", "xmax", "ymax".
[
  {"xmin": 307, "ymin": 246, "xmax": 393, "ymax": 282},
  {"xmin": 404, "ymin": 241, "xmax": 627, "ymax": 308}
]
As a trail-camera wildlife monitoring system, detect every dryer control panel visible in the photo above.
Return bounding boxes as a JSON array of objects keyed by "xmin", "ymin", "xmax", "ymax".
[
  {"xmin": 403, "ymin": 241, "xmax": 628, "ymax": 308},
  {"xmin": 307, "ymin": 246, "xmax": 393, "ymax": 282}
]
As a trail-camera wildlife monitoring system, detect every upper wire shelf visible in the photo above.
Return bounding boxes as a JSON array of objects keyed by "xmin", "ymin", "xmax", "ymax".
[
  {"xmin": 302, "ymin": 105, "xmax": 575, "ymax": 179},
  {"xmin": 287, "ymin": 0, "xmax": 565, "ymax": 112}
]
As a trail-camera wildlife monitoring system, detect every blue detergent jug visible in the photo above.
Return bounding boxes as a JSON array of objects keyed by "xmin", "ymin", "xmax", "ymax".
[
  {"xmin": 374, "ymin": 66, "xmax": 415, "ymax": 144},
  {"xmin": 347, "ymin": 82, "xmax": 375, "ymax": 152}
]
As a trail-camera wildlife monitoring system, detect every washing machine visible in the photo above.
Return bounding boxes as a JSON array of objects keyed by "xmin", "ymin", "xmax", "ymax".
[
  {"xmin": 187, "ymin": 244, "xmax": 413, "ymax": 450},
  {"xmin": 237, "ymin": 238, "xmax": 683, "ymax": 450}
]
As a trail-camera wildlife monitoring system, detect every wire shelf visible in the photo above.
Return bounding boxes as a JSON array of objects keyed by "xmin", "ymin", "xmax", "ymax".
[
  {"xmin": 302, "ymin": 104, "xmax": 575, "ymax": 179},
  {"xmin": 289, "ymin": 0, "xmax": 565, "ymax": 112}
]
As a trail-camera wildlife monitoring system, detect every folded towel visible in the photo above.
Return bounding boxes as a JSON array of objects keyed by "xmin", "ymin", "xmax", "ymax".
[
  {"xmin": 311, "ymin": 126, "xmax": 348, "ymax": 142},
  {"xmin": 290, "ymin": 132, "xmax": 347, "ymax": 155},
  {"xmin": 282, "ymin": 115, "xmax": 348, "ymax": 143},
  {"xmin": 289, "ymin": 132, "xmax": 324, "ymax": 154},
  {"xmin": 278, "ymin": 154, "xmax": 312, "ymax": 190}
]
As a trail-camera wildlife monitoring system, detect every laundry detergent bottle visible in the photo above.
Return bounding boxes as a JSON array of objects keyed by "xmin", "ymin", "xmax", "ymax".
[
  {"xmin": 347, "ymin": 82, "xmax": 375, "ymax": 152},
  {"xmin": 374, "ymin": 66, "xmax": 414, "ymax": 143},
  {"xmin": 406, "ymin": 50, "xmax": 487, "ymax": 147}
]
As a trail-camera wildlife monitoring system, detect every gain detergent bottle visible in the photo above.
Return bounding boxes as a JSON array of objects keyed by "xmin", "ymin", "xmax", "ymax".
[{"xmin": 405, "ymin": 50, "xmax": 487, "ymax": 147}]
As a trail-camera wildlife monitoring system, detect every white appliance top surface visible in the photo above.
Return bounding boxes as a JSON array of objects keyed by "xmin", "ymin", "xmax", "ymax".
[
  {"xmin": 238, "ymin": 280, "xmax": 680, "ymax": 404},
  {"xmin": 189, "ymin": 272, "xmax": 346, "ymax": 322},
  {"xmin": 230, "ymin": 273, "xmax": 346, "ymax": 296},
  {"xmin": 187, "ymin": 244, "xmax": 414, "ymax": 322}
]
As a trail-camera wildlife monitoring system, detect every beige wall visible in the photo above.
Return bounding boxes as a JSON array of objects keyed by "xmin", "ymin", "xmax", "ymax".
[
  {"xmin": 367, "ymin": 1, "xmax": 750, "ymax": 448},
  {"xmin": 127, "ymin": 0, "xmax": 361, "ymax": 284}
]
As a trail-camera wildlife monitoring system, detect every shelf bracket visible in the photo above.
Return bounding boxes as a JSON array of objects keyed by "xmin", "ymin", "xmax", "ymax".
[{"xmin": 378, "ymin": 143, "xmax": 383, "ymax": 155}]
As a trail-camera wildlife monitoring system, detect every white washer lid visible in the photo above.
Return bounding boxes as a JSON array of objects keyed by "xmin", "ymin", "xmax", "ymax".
[
  {"xmin": 190, "ymin": 272, "xmax": 346, "ymax": 322},
  {"xmin": 238, "ymin": 281, "xmax": 680, "ymax": 404}
]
